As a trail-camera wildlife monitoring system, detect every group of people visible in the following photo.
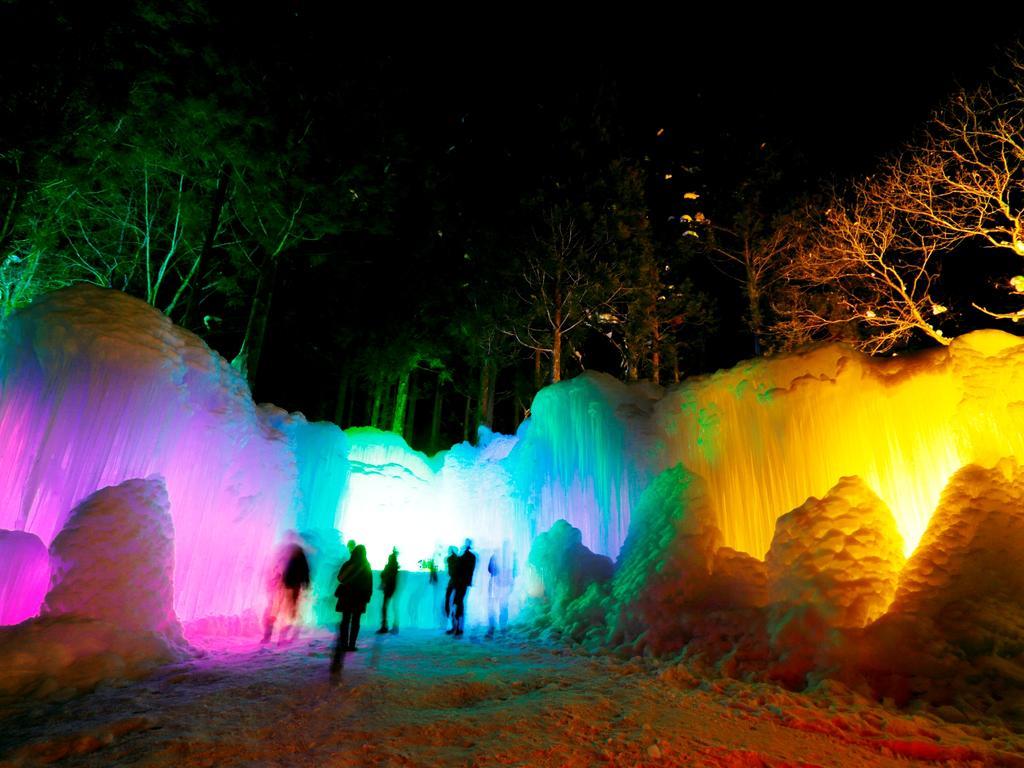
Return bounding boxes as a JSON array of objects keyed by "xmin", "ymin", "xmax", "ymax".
[{"xmin": 260, "ymin": 534, "xmax": 514, "ymax": 676}]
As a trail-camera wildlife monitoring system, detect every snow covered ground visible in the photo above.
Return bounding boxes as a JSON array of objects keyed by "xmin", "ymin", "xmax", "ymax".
[{"xmin": 2, "ymin": 628, "xmax": 1022, "ymax": 767}]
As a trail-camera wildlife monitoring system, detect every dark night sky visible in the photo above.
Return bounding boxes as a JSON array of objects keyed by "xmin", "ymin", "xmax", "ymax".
[
  {"xmin": 5, "ymin": 5, "xmax": 1022, "ymax": 434},
  {"xmin": 254, "ymin": 15, "xmax": 1024, "ymax": 420}
]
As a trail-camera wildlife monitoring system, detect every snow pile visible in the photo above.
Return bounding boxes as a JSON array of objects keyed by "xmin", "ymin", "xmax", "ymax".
[
  {"xmin": 533, "ymin": 457, "xmax": 1024, "ymax": 710},
  {"xmin": 0, "ymin": 530, "xmax": 49, "ymax": 625},
  {"xmin": 605, "ymin": 465, "xmax": 723, "ymax": 654},
  {"xmin": 526, "ymin": 520, "xmax": 612, "ymax": 622},
  {"xmin": 892, "ymin": 459, "xmax": 1024, "ymax": 616},
  {"xmin": 0, "ymin": 285, "xmax": 295, "ymax": 621},
  {"xmin": 766, "ymin": 476, "xmax": 905, "ymax": 630},
  {"xmin": 45, "ymin": 477, "xmax": 182, "ymax": 639},
  {"xmin": 856, "ymin": 460, "xmax": 1024, "ymax": 713},
  {"xmin": 0, "ymin": 477, "xmax": 185, "ymax": 698}
]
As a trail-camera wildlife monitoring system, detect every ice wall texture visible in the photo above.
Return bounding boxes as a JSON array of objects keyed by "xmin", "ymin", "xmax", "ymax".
[
  {"xmin": 0, "ymin": 530, "xmax": 49, "ymax": 624},
  {"xmin": 45, "ymin": 477, "xmax": 182, "ymax": 642},
  {"xmin": 657, "ymin": 330, "xmax": 1024, "ymax": 558},
  {"xmin": 509, "ymin": 375, "xmax": 661, "ymax": 559},
  {"xmin": 525, "ymin": 329, "xmax": 1024, "ymax": 561},
  {"xmin": 5, "ymin": 283, "xmax": 1024, "ymax": 639},
  {"xmin": 0, "ymin": 285, "xmax": 297, "ymax": 620}
]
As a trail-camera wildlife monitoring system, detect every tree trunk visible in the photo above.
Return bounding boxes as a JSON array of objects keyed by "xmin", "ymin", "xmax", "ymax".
[
  {"xmin": 391, "ymin": 371, "xmax": 410, "ymax": 436},
  {"xmin": 345, "ymin": 381, "xmax": 356, "ymax": 427},
  {"xmin": 333, "ymin": 373, "xmax": 349, "ymax": 426},
  {"xmin": 370, "ymin": 378, "xmax": 384, "ymax": 428},
  {"xmin": 182, "ymin": 165, "xmax": 230, "ymax": 329},
  {"xmin": 430, "ymin": 377, "xmax": 443, "ymax": 452},
  {"xmin": 230, "ymin": 251, "xmax": 278, "ymax": 390},
  {"xmin": 462, "ymin": 393, "xmax": 473, "ymax": 443},
  {"xmin": 749, "ymin": 286, "xmax": 763, "ymax": 356},
  {"xmin": 382, "ymin": 380, "xmax": 397, "ymax": 431},
  {"xmin": 477, "ymin": 358, "xmax": 497, "ymax": 429},
  {"xmin": 626, "ymin": 355, "xmax": 639, "ymax": 382},
  {"xmin": 552, "ymin": 286, "xmax": 562, "ymax": 383},
  {"xmin": 746, "ymin": 249, "xmax": 763, "ymax": 355},
  {"xmin": 651, "ymin": 320, "xmax": 662, "ymax": 385},
  {"xmin": 534, "ymin": 348, "xmax": 543, "ymax": 390},
  {"xmin": 404, "ymin": 371, "xmax": 418, "ymax": 444}
]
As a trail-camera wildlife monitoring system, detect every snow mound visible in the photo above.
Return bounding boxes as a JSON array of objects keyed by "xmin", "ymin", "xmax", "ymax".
[
  {"xmin": 893, "ymin": 459, "xmax": 1024, "ymax": 615},
  {"xmin": 527, "ymin": 519, "xmax": 612, "ymax": 617},
  {"xmin": 766, "ymin": 476, "xmax": 905, "ymax": 629},
  {"xmin": 0, "ymin": 530, "xmax": 50, "ymax": 624},
  {"xmin": 852, "ymin": 460, "xmax": 1024, "ymax": 712},
  {"xmin": 709, "ymin": 546, "xmax": 768, "ymax": 610},
  {"xmin": 45, "ymin": 477, "xmax": 182, "ymax": 641},
  {"xmin": 0, "ymin": 615, "xmax": 179, "ymax": 698},
  {"xmin": 606, "ymin": 465, "xmax": 722, "ymax": 651},
  {"xmin": 0, "ymin": 477, "xmax": 185, "ymax": 699}
]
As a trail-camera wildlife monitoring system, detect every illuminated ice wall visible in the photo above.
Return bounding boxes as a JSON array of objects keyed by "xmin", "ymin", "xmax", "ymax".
[
  {"xmin": 4, "ymin": 284, "xmax": 1024, "ymax": 636},
  {"xmin": 655, "ymin": 330, "xmax": 1024, "ymax": 558},
  {"xmin": 506, "ymin": 376, "xmax": 660, "ymax": 559},
  {"xmin": 0, "ymin": 286, "xmax": 297, "ymax": 620}
]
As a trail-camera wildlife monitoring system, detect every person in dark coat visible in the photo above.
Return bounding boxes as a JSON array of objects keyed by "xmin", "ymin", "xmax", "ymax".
[
  {"xmin": 330, "ymin": 544, "xmax": 373, "ymax": 673},
  {"xmin": 451, "ymin": 539, "xmax": 476, "ymax": 637},
  {"xmin": 262, "ymin": 541, "xmax": 311, "ymax": 645},
  {"xmin": 443, "ymin": 545, "xmax": 458, "ymax": 632},
  {"xmin": 377, "ymin": 547, "xmax": 400, "ymax": 634}
]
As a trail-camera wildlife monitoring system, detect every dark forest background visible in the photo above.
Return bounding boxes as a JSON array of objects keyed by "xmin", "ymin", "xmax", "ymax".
[{"xmin": 2, "ymin": 2, "xmax": 1021, "ymax": 450}]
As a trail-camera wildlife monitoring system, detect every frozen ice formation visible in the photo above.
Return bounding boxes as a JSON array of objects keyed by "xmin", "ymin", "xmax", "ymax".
[
  {"xmin": 0, "ymin": 477, "xmax": 185, "ymax": 697},
  {"xmin": 527, "ymin": 519, "xmax": 613, "ymax": 615},
  {"xmin": 45, "ymin": 476, "xmax": 183, "ymax": 643},
  {"xmin": 4, "ymin": 279, "xmax": 1024, "ymax": 713},
  {"xmin": 766, "ymin": 476, "xmax": 905, "ymax": 629},
  {"xmin": 607, "ymin": 465, "xmax": 722, "ymax": 650},
  {"xmin": 0, "ymin": 530, "xmax": 49, "ymax": 625},
  {"xmin": 656, "ymin": 334, "xmax": 1024, "ymax": 559},
  {"xmin": 510, "ymin": 375, "xmax": 660, "ymax": 558},
  {"xmin": 0, "ymin": 285, "xmax": 295, "ymax": 621},
  {"xmin": 892, "ymin": 459, "xmax": 1024, "ymax": 616}
]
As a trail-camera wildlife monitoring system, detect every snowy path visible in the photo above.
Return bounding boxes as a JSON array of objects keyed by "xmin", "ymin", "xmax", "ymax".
[{"xmin": 1, "ymin": 628, "xmax": 1022, "ymax": 767}]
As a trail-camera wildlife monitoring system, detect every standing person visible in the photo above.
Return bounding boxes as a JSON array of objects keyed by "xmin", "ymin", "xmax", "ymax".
[
  {"xmin": 427, "ymin": 555, "xmax": 441, "ymax": 628},
  {"xmin": 262, "ymin": 539, "xmax": 311, "ymax": 645},
  {"xmin": 485, "ymin": 541, "xmax": 516, "ymax": 639},
  {"xmin": 377, "ymin": 547, "xmax": 400, "ymax": 634},
  {"xmin": 451, "ymin": 539, "xmax": 476, "ymax": 637},
  {"xmin": 443, "ymin": 545, "xmax": 459, "ymax": 633},
  {"xmin": 330, "ymin": 544, "xmax": 373, "ymax": 674}
]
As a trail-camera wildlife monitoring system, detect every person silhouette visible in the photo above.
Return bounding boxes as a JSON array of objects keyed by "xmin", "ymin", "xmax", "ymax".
[
  {"xmin": 451, "ymin": 539, "xmax": 476, "ymax": 637},
  {"xmin": 443, "ymin": 545, "xmax": 459, "ymax": 633},
  {"xmin": 330, "ymin": 544, "xmax": 373, "ymax": 674},
  {"xmin": 377, "ymin": 547, "xmax": 400, "ymax": 634},
  {"xmin": 262, "ymin": 539, "xmax": 311, "ymax": 645},
  {"xmin": 486, "ymin": 541, "xmax": 515, "ymax": 639}
]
